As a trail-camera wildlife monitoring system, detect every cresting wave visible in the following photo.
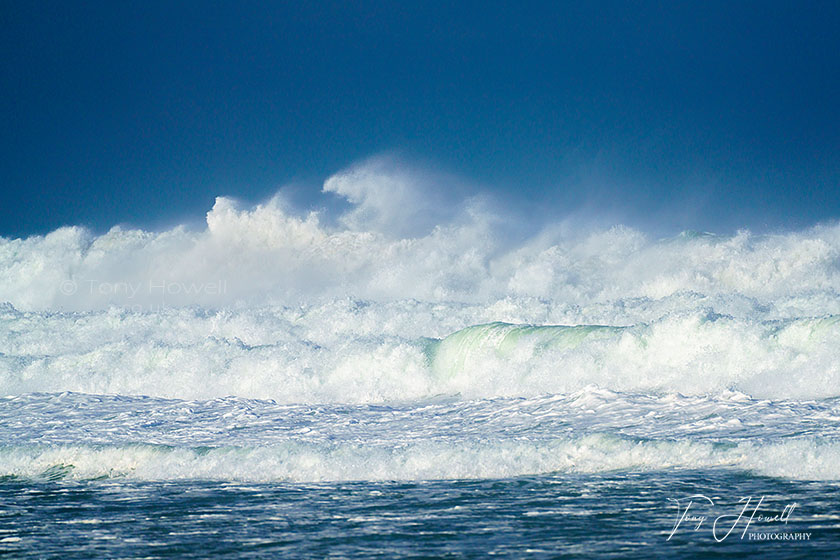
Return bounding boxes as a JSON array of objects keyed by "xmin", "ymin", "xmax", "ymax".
[
  {"xmin": 2, "ymin": 159, "xmax": 840, "ymax": 401},
  {"xmin": 1, "ymin": 158, "xmax": 840, "ymax": 315},
  {"xmin": 2, "ymin": 308, "xmax": 840, "ymax": 401},
  {"xmin": 429, "ymin": 317, "xmax": 840, "ymax": 399},
  {"xmin": 2, "ymin": 435, "xmax": 838, "ymax": 482},
  {"xmin": 3, "ymin": 160, "xmax": 840, "ymax": 491}
]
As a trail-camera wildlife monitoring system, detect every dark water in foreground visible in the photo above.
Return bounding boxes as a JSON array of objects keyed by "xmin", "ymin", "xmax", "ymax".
[{"xmin": 1, "ymin": 470, "xmax": 838, "ymax": 559}]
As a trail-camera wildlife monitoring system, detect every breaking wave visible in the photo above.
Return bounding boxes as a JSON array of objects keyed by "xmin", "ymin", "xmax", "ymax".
[
  {"xmin": 3, "ymin": 158, "xmax": 840, "ymax": 485},
  {"xmin": 1, "ymin": 157, "xmax": 839, "ymax": 318},
  {"xmin": 1, "ymin": 308, "xmax": 840, "ymax": 401},
  {"xmin": 2, "ymin": 435, "xmax": 838, "ymax": 482}
]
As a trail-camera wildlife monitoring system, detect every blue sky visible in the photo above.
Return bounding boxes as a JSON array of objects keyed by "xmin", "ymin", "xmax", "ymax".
[{"xmin": 1, "ymin": 1, "xmax": 838, "ymax": 237}]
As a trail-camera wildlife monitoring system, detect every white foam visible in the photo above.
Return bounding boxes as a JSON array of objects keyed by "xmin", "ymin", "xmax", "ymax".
[
  {"xmin": 2, "ymin": 435, "xmax": 838, "ymax": 482},
  {"xmin": 2, "ymin": 158, "xmax": 840, "ymax": 402},
  {"xmin": 1, "ymin": 158, "xmax": 840, "ymax": 317},
  {"xmin": 2, "ymin": 305, "xmax": 840, "ymax": 401},
  {"xmin": 5, "ymin": 390, "xmax": 838, "ymax": 449},
  {"xmin": 4, "ymin": 158, "xmax": 840, "ymax": 486}
]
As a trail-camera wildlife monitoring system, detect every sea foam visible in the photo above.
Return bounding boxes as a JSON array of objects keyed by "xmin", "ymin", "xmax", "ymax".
[
  {"xmin": 3, "ymin": 159, "xmax": 840, "ymax": 484},
  {"xmin": 2, "ymin": 306, "xmax": 839, "ymax": 401},
  {"xmin": 1, "ymin": 158, "xmax": 839, "ymax": 317},
  {"xmin": 2, "ymin": 435, "xmax": 838, "ymax": 483}
]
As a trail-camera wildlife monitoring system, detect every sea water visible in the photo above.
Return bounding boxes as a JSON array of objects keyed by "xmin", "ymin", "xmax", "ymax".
[{"xmin": 2, "ymin": 182, "xmax": 840, "ymax": 556}]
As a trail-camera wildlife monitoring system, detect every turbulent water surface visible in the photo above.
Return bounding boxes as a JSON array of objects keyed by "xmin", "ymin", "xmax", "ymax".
[{"xmin": 2, "ymin": 172, "xmax": 840, "ymax": 556}]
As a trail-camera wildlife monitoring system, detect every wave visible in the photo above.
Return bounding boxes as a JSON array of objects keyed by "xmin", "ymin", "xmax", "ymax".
[
  {"xmin": 2, "ymin": 160, "xmax": 840, "ymax": 403},
  {"xmin": 428, "ymin": 316, "xmax": 840, "ymax": 399},
  {"xmin": 4, "ymin": 160, "xmax": 840, "ymax": 487},
  {"xmin": 2, "ymin": 435, "xmax": 838, "ymax": 482},
  {"xmin": 2, "ymin": 305, "xmax": 840, "ymax": 401},
  {"xmin": 1, "ymin": 159, "xmax": 840, "ymax": 316}
]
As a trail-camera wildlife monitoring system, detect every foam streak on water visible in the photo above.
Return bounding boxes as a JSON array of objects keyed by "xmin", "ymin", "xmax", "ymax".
[{"xmin": 1, "ymin": 391, "xmax": 840, "ymax": 483}]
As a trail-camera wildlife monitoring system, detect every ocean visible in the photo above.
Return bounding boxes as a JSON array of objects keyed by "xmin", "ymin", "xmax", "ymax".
[{"xmin": 2, "ymin": 191, "xmax": 840, "ymax": 557}]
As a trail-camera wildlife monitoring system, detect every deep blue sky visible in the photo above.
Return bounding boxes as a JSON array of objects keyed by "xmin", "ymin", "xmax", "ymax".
[{"xmin": 2, "ymin": 1, "xmax": 838, "ymax": 237}]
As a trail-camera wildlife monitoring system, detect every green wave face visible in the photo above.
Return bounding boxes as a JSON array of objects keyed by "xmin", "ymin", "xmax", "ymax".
[{"xmin": 429, "ymin": 322, "xmax": 625, "ymax": 379}]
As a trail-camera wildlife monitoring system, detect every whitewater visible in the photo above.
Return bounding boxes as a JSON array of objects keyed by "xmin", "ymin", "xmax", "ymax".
[{"xmin": 2, "ymin": 160, "xmax": 840, "ymax": 556}]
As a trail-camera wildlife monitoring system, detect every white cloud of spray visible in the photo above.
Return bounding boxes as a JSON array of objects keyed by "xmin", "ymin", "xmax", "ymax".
[
  {"xmin": 3, "ymin": 157, "xmax": 840, "ymax": 401},
  {"xmin": 0, "ymin": 155, "xmax": 839, "ymax": 317},
  {"xmin": 322, "ymin": 155, "xmax": 467, "ymax": 238}
]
